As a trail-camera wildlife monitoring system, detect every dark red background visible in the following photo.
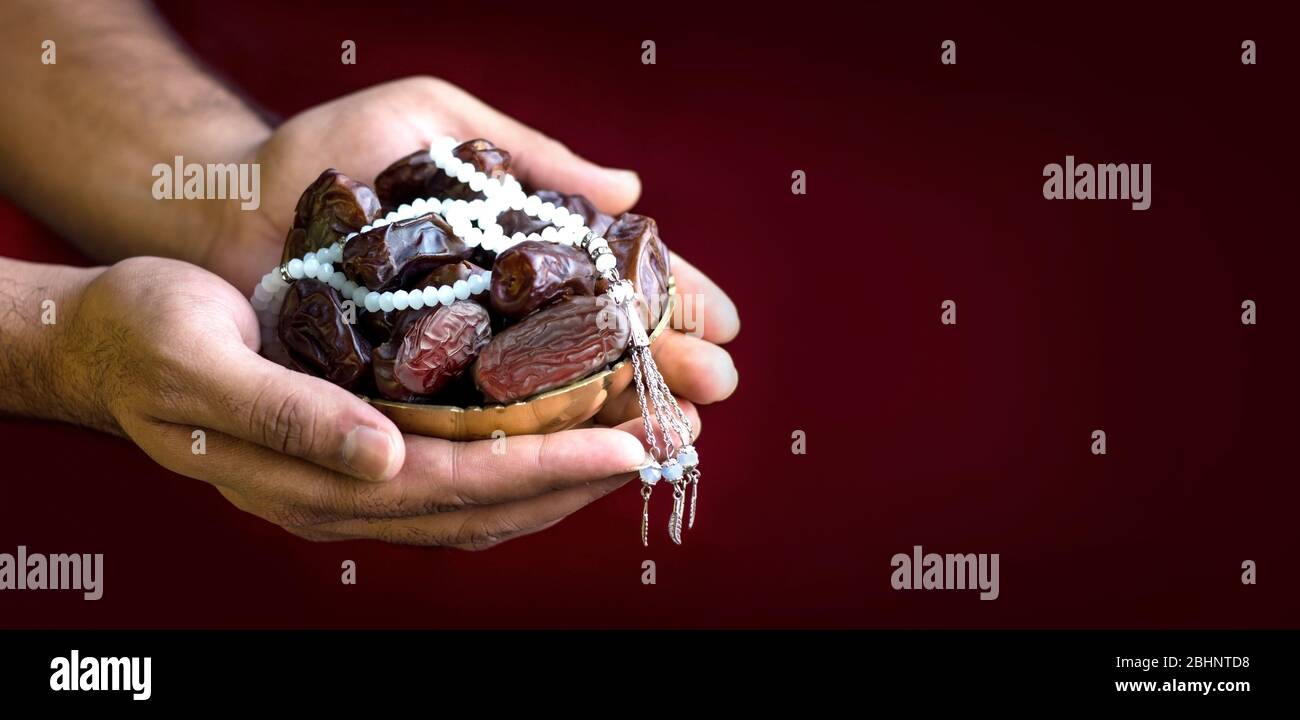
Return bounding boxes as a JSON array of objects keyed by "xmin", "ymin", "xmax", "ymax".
[{"xmin": 2, "ymin": 1, "xmax": 1296, "ymax": 628}]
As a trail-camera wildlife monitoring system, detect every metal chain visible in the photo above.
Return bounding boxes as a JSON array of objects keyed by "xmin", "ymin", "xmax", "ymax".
[
  {"xmin": 629, "ymin": 349, "xmax": 662, "ymax": 459},
  {"xmin": 650, "ymin": 354, "xmax": 694, "ymax": 450},
  {"xmin": 643, "ymin": 350, "xmax": 686, "ymax": 455}
]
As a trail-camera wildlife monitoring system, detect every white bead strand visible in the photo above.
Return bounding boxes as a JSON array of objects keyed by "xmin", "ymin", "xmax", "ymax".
[{"xmin": 255, "ymin": 136, "xmax": 617, "ymax": 317}]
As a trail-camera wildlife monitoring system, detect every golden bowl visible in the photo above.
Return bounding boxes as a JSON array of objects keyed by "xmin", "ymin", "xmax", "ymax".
[{"xmin": 366, "ymin": 279, "xmax": 677, "ymax": 440}]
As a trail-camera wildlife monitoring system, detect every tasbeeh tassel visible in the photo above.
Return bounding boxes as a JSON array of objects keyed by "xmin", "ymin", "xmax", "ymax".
[{"xmin": 623, "ymin": 302, "xmax": 700, "ymax": 546}]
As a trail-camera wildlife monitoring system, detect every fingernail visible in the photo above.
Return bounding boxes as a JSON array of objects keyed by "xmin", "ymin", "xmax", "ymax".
[
  {"xmin": 629, "ymin": 452, "xmax": 657, "ymax": 474},
  {"xmin": 611, "ymin": 433, "xmax": 649, "ymax": 473},
  {"xmin": 342, "ymin": 426, "xmax": 396, "ymax": 481},
  {"xmin": 715, "ymin": 357, "xmax": 740, "ymax": 401},
  {"xmin": 607, "ymin": 168, "xmax": 640, "ymax": 185}
]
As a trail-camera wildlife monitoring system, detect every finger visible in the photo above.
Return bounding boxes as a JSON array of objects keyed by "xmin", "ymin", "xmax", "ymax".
[
  {"xmin": 595, "ymin": 374, "xmax": 707, "ymax": 431},
  {"xmin": 131, "ymin": 419, "xmax": 468, "ymax": 528},
  {"xmin": 667, "ymin": 253, "xmax": 740, "ymax": 344},
  {"xmin": 124, "ymin": 418, "xmax": 371, "ymax": 528},
  {"xmin": 310, "ymin": 475, "xmax": 630, "ymax": 550},
  {"xmin": 595, "ymin": 336, "xmax": 730, "ymax": 422},
  {"xmin": 602, "ymin": 398, "xmax": 702, "ymax": 446},
  {"xmin": 396, "ymin": 427, "xmax": 645, "ymax": 508},
  {"xmin": 640, "ymin": 330, "xmax": 738, "ymax": 405},
  {"xmin": 306, "ymin": 402, "xmax": 707, "ymax": 549},
  {"xmin": 155, "ymin": 345, "xmax": 406, "ymax": 483},
  {"xmin": 440, "ymin": 85, "xmax": 641, "ymax": 214},
  {"xmin": 133, "ymin": 414, "xmax": 647, "ymax": 522}
]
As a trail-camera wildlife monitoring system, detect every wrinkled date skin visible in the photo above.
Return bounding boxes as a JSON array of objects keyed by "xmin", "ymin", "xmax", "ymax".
[
  {"xmin": 371, "ymin": 340, "xmax": 419, "ymax": 402},
  {"xmin": 342, "ymin": 213, "xmax": 470, "ymax": 291},
  {"xmin": 358, "ymin": 259, "xmax": 486, "ymax": 345},
  {"xmin": 372, "ymin": 301, "xmax": 492, "ymax": 398},
  {"xmin": 596, "ymin": 213, "xmax": 671, "ymax": 327},
  {"xmin": 278, "ymin": 279, "xmax": 373, "ymax": 389},
  {"xmin": 497, "ymin": 190, "xmax": 614, "ymax": 239},
  {"xmin": 367, "ymin": 306, "xmax": 430, "ymax": 399},
  {"xmin": 490, "ymin": 240, "xmax": 596, "ymax": 319},
  {"xmin": 430, "ymin": 139, "xmax": 512, "ymax": 201},
  {"xmin": 473, "ymin": 295, "xmax": 630, "ymax": 403},
  {"xmin": 373, "ymin": 140, "xmax": 510, "ymax": 207},
  {"xmin": 373, "ymin": 150, "xmax": 439, "ymax": 211},
  {"xmin": 283, "ymin": 170, "xmax": 382, "ymax": 264},
  {"xmin": 415, "ymin": 260, "xmax": 483, "ymax": 288}
]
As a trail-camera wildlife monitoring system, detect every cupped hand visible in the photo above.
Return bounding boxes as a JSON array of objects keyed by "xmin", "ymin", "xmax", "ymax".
[
  {"xmin": 216, "ymin": 76, "xmax": 740, "ymax": 414},
  {"xmin": 57, "ymin": 256, "xmax": 696, "ymax": 548},
  {"xmin": 213, "ymin": 76, "xmax": 644, "ymax": 293}
]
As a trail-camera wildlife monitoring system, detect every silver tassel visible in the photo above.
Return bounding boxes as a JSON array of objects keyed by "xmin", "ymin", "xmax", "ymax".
[{"xmin": 614, "ymin": 277, "xmax": 701, "ymax": 546}]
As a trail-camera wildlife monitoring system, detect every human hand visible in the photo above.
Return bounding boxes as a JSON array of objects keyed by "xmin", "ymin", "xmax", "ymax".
[
  {"xmin": 55, "ymin": 256, "xmax": 695, "ymax": 548},
  {"xmin": 218, "ymin": 76, "xmax": 741, "ymax": 418}
]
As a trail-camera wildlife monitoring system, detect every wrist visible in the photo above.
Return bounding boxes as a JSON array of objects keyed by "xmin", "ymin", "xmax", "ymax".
[
  {"xmin": 0, "ymin": 261, "xmax": 111, "ymax": 430},
  {"xmin": 47, "ymin": 266, "xmax": 122, "ymax": 433}
]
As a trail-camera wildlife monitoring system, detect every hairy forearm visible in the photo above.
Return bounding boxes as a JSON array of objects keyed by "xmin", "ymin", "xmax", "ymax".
[
  {"xmin": 0, "ymin": 257, "xmax": 107, "ymax": 427},
  {"xmin": 0, "ymin": 0, "xmax": 269, "ymax": 267}
]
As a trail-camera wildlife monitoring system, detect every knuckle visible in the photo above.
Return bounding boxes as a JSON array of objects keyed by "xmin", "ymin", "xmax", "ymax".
[
  {"xmin": 403, "ymin": 75, "xmax": 453, "ymax": 100},
  {"xmin": 351, "ymin": 482, "xmax": 404, "ymax": 518},
  {"xmin": 251, "ymin": 384, "xmax": 317, "ymax": 458},
  {"xmin": 355, "ymin": 462, "xmax": 465, "ymax": 519},
  {"xmin": 455, "ymin": 514, "xmax": 525, "ymax": 552},
  {"xmin": 351, "ymin": 478, "xmax": 447, "ymax": 517},
  {"xmin": 263, "ymin": 500, "xmax": 318, "ymax": 530},
  {"xmin": 460, "ymin": 533, "xmax": 503, "ymax": 552},
  {"xmin": 532, "ymin": 432, "xmax": 552, "ymax": 473},
  {"xmin": 434, "ymin": 442, "xmax": 477, "ymax": 510}
]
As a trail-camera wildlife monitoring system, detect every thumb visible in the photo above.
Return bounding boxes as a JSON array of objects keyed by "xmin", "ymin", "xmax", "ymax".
[{"xmin": 186, "ymin": 346, "xmax": 406, "ymax": 483}]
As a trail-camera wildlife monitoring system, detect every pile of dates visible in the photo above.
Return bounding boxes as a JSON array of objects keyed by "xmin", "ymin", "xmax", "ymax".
[{"xmin": 264, "ymin": 139, "xmax": 671, "ymax": 406}]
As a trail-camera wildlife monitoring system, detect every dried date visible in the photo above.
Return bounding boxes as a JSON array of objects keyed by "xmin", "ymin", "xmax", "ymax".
[
  {"xmin": 373, "ymin": 140, "xmax": 510, "ymax": 208},
  {"xmin": 341, "ymin": 213, "xmax": 470, "ymax": 290},
  {"xmin": 596, "ymin": 213, "xmax": 670, "ymax": 327},
  {"xmin": 490, "ymin": 240, "xmax": 595, "ymax": 319},
  {"xmin": 373, "ymin": 151, "xmax": 438, "ymax": 211},
  {"xmin": 414, "ymin": 259, "xmax": 484, "ymax": 288},
  {"xmin": 373, "ymin": 301, "xmax": 491, "ymax": 398},
  {"xmin": 283, "ymin": 170, "xmax": 382, "ymax": 264},
  {"xmin": 278, "ymin": 278, "xmax": 372, "ymax": 389},
  {"xmin": 426, "ymin": 139, "xmax": 512, "ymax": 201},
  {"xmin": 473, "ymin": 295, "xmax": 630, "ymax": 403},
  {"xmin": 371, "ymin": 340, "xmax": 420, "ymax": 402}
]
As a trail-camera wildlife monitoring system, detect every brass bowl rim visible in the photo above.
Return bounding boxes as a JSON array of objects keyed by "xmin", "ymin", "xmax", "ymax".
[{"xmin": 364, "ymin": 277, "xmax": 677, "ymax": 416}]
